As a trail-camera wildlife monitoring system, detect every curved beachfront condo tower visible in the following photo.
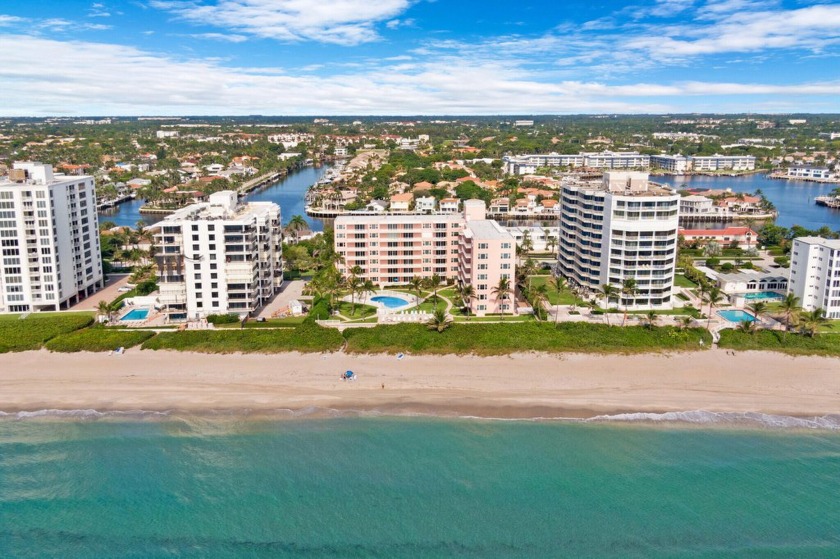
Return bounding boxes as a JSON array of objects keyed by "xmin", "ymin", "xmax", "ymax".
[{"xmin": 557, "ymin": 172, "xmax": 680, "ymax": 310}]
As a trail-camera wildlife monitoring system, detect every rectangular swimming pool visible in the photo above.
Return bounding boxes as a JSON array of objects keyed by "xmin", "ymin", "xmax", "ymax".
[
  {"xmin": 743, "ymin": 291, "xmax": 783, "ymax": 301},
  {"xmin": 121, "ymin": 308, "xmax": 150, "ymax": 321},
  {"xmin": 718, "ymin": 310, "xmax": 756, "ymax": 323}
]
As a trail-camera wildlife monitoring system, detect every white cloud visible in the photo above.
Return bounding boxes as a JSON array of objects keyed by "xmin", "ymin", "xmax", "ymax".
[
  {"xmin": 386, "ymin": 18, "xmax": 415, "ymax": 29},
  {"xmin": 88, "ymin": 2, "xmax": 122, "ymax": 17},
  {"xmin": 183, "ymin": 32, "xmax": 248, "ymax": 42},
  {"xmin": 0, "ymin": 14, "xmax": 24, "ymax": 26},
  {"xmin": 150, "ymin": 0, "xmax": 414, "ymax": 45},
  {"xmin": 0, "ymin": 34, "xmax": 837, "ymax": 116}
]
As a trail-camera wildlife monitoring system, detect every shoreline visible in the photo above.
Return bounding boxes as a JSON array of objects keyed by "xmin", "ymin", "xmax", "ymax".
[{"xmin": 1, "ymin": 349, "xmax": 839, "ymax": 422}]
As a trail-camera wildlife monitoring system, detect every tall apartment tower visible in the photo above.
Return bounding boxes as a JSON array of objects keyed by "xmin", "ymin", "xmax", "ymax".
[
  {"xmin": 152, "ymin": 191, "xmax": 282, "ymax": 320},
  {"xmin": 788, "ymin": 237, "xmax": 840, "ymax": 319},
  {"xmin": 0, "ymin": 162, "xmax": 104, "ymax": 313},
  {"xmin": 557, "ymin": 172, "xmax": 680, "ymax": 310},
  {"xmin": 458, "ymin": 200, "xmax": 517, "ymax": 316}
]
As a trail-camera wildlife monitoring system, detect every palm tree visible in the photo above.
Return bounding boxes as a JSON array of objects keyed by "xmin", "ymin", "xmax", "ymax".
[
  {"xmin": 644, "ymin": 310, "xmax": 659, "ymax": 330},
  {"xmin": 518, "ymin": 258, "xmax": 538, "ymax": 288},
  {"xmin": 532, "ymin": 283, "xmax": 549, "ymax": 323},
  {"xmin": 424, "ymin": 273, "xmax": 442, "ymax": 307},
  {"xmin": 678, "ymin": 315, "xmax": 693, "ymax": 331},
  {"xmin": 549, "ymin": 276, "xmax": 567, "ymax": 325},
  {"xmin": 347, "ymin": 276, "xmax": 363, "ymax": 316},
  {"xmin": 491, "ymin": 276, "xmax": 511, "ymax": 318},
  {"xmin": 96, "ymin": 300, "xmax": 113, "ymax": 323},
  {"xmin": 520, "ymin": 230, "xmax": 533, "ymax": 261},
  {"xmin": 800, "ymin": 308, "xmax": 827, "ymax": 338},
  {"xmin": 747, "ymin": 301, "xmax": 767, "ymax": 327},
  {"xmin": 738, "ymin": 320, "xmax": 756, "ymax": 335},
  {"xmin": 599, "ymin": 284, "xmax": 617, "ymax": 326},
  {"xmin": 360, "ymin": 279, "xmax": 376, "ymax": 308},
  {"xmin": 285, "ymin": 214, "xmax": 308, "ymax": 244},
  {"xmin": 779, "ymin": 293, "xmax": 801, "ymax": 340},
  {"xmin": 427, "ymin": 308, "xmax": 453, "ymax": 333},
  {"xmin": 704, "ymin": 287, "xmax": 725, "ymax": 330},
  {"xmin": 457, "ymin": 283, "xmax": 476, "ymax": 319},
  {"xmin": 543, "ymin": 228, "xmax": 556, "ymax": 254},
  {"xmin": 621, "ymin": 278, "xmax": 638, "ymax": 327},
  {"xmin": 409, "ymin": 276, "xmax": 424, "ymax": 305}
]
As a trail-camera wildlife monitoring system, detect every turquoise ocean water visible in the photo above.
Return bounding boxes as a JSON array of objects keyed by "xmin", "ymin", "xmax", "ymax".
[{"xmin": 2, "ymin": 416, "xmax": 840, "ymax": 558}]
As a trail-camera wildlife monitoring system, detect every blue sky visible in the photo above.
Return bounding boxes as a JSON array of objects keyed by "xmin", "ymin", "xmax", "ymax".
[{"xmin": 1, "ymin": 0, "xmax": 839, "ymax": 115}]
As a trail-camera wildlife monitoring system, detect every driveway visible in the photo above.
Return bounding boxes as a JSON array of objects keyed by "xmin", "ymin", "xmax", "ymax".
[
  {"xmin": 257, "ymin": 279, "xmax": 306, "ymax": 318},
  {"xmin": 67, "ymin": 274, "xmax": 132, "ymax": 311}
]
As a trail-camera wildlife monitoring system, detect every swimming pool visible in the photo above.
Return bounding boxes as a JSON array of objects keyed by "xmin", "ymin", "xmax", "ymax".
[
  {"xmin": 718, "ymin": 310, "xmax": 756, "ymax": 323},
  {"xmin": 121, "ymin": 308, "xmax": 150, "ymax": 321},
  {"xmin": 743, "ymin": 291, "xmax": 783, "ymax": 301},
  {"xmin": 370, "ymin": 295, "xmax": 411, "ymax": 309}
]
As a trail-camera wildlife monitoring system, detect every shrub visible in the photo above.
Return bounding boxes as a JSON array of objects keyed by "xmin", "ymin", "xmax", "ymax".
[
  {"xmin": 142, "ymin": 321, "xmax": 343, "ymax": 353},
  {"xmin": 343, "ymin": 322, "xmax": 712, "ymax": 356},
  {"xmin": 705, "ymin": 257, "xmax": 720, "ymax": 269},
  {"xmin": 0, "ymin": 313, "xmax": 94, "ymax": 353},
  {"xmin": 206, "ymin": 313, "xmax": 240, "ymax": 325},
  {"xmin": 774, "ymin": 256, "xmax": 790, "ymax": 267},
  {"xmin": 45, "ymin": 327, "xmax": 154, "ymax": 352}
]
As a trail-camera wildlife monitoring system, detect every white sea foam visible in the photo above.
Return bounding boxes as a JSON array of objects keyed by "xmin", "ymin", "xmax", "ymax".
[
  {"xmin": 2, "ymin": 407, "xmax": 839, "ymax": 430},
  {"xmin": 586, "ymin": 410, "xmax": 840, "ymax": 430},
  {"xmin": 0, "ymin": 409, "xmax": 170, "ymax": 420}
]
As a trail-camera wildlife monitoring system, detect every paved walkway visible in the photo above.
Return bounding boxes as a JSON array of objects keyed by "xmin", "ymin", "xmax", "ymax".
[{"xmin": 256, "ymin": 279, "xmax": 306, "ymax": 318}]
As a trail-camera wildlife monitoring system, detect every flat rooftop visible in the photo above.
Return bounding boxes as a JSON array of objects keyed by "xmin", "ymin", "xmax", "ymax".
[
  {"xmin": 464, "ymin": 220, "xmax": 513, "ymax": 240},
  {"xmin": 794, "ymin": 237, "xmax": 840, "ymax": 249}
]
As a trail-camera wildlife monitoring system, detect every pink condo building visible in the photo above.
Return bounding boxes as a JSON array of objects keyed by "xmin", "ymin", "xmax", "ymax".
[
  {"xmin": 458, "ymin": 201, "xmax": 517, "ymax": 316},
  {"xmin": 334, "ymin": 200, "xmax": 516, "ymax": 315}
]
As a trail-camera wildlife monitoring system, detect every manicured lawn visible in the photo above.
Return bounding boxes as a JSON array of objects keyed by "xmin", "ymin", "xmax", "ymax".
[
  {"xmin": 336, "ymin": 302, "xmax": 377, "ymax": 319},
  {"xmin": 0, "ymin": 313, "xmax": 95, "ymax": 353},
  {"xmin": 718, "ymin": 329, "xmax": 840, "ymax": 356},
  {"xmin": 45, "ymin": 327, "xmax": 155, "ymax": 352},
  {"xmin": 343, "ymin": 322, "xmax": 712, "ymax": 355},
  {"xmin": 142, "ymin": 321, "xmax": 344, "ymax": 353},
  {"xmin": 417, "ymin": 297, "xmax": 448, "ymax": 313},
  {"xmin": 674, "ymin": 274, "xmax": 697, "ymax": 288},
  {"xmin": 527, "ymin": 276, "xmax": 578, "ymax": 305}
]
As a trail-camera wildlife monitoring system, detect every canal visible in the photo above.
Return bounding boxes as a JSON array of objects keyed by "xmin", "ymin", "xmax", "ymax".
[{"xmin": 97, "ymin": 164, "xmax": 332, "ymax": 231}]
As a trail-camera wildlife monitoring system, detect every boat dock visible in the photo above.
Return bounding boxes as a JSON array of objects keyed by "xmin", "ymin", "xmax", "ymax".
[
  {"xmin": 815, "ymin": 196, "xmax": 840, "ymax": 209},
  {"xmin": 96, "ymin": 193, "xmax": 134, "ymax": 211},
  {"xmin": 238, "ymin": 171, "xmax": 286, "ymax": 194}
]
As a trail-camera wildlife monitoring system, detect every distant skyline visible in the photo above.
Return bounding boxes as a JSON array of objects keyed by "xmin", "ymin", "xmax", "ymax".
[{"xmin": 2, "ymin": 0, "xmax": 840, "ymax": 116}]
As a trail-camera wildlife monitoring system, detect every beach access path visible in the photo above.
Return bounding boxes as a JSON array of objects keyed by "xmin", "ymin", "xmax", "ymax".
[{"xmin": 0, "ymin": 349, "xmax": 838, "ymax": 418}]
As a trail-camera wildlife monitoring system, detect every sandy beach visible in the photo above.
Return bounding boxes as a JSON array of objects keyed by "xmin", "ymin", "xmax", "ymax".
[{"xmin": 0, "ymin": 349, "xmax": 838, "ymax": 419}]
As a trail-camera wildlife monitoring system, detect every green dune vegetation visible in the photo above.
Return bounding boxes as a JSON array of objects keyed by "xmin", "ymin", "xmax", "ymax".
[
  {"xmin": 44, "ymin": 326, "xmax": 155, "ymax": 353},
  {"xmin": 0, "ymin": 313, "xmax": 94, "ymax": 353}
]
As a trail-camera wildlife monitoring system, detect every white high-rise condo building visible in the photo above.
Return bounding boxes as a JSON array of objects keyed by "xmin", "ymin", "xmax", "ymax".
[
  {"xmin": 0, "ymin": 162, "xmax": 104, "ymax": 313},
  {"xmin": 502, "ymin": 152, "xmax": 649, "ymax": 175},
  {"xmin": 151, "ymin": 191, "xmax": 282, "ymax": 320},
  {"xmin": 788, "ymin": 237, "xmax": 840, "ymax": 319},
  {"xmin": 557, "ymin": 172, "xmax": 680, "ymax": 310},
  {"xmin": 689, "ymin": 155, "xmax": 755, "ymax": 172}
]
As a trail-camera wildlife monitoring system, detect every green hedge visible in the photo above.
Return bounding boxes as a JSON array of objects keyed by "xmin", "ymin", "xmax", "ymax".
[
  {"xmin": 207, "ymin": 313, "xmax": 240, "ymax": 324},
  {"xmin": 0, "ymin": 313, "xmax": 94, "ymax": 353},
  {"xmin": 45, "ymin": 327, "xmax": 154, "ymax": 352},
  {"xmin": 718, "ymin": 329, "xmax": 840, "ymax": 356},
  {"xmin": 142, "ymin": 321, "xmax": 343, "ymax": 353},
  {"xmin": 343, "ymin": 322, "xmax": 712, "ymax": 356}
]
